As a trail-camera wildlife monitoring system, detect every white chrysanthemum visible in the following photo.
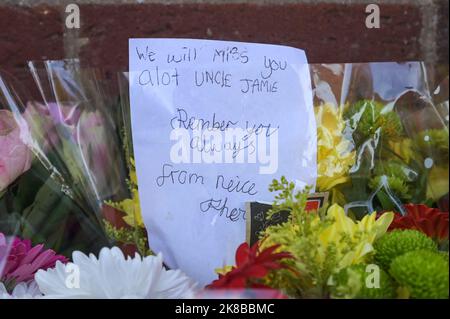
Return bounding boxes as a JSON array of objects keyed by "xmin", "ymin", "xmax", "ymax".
[
  {"xmin": 35, "ymin": 247, "xmax": 197, "ymax": 299},
  {"xmin": 0, "ymin": 281, "xmax": 41, "ymax": 299}
]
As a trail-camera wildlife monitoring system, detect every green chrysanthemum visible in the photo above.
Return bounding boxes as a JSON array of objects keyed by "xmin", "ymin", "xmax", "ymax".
[
  {"xmin": 390, "ymin": 250, "xmax": 449, "ymax": 299},
  {"xmin": 374, "ymin": 229, "xmax": 438, "ymax": 270},
  {"xmin": 369, "ymin": 161, "xmax": 416, "ymax": 201},
  {"xmin": 345, "ymin": 100, "xmax": 404, "ymax": 145},
  {"xmin": 330, "ymin": 264, "xmax": 396, "ymax": 299},
  {"xmin": 439, "ymin": 251, "xmax": 449, "ymax": 261}
]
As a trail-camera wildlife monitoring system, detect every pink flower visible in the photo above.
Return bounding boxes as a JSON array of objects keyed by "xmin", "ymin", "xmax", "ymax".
[
  {"xmin": 23, "ymin": 101, "xmax": 81, "ymax": 151},
  {"xmin": 0, "ymin": 232, "xmax": 68, "ymax": 286},
  {"xmin": 76, "ymin": 110, "xmax": 121, "ymax": 198},
  {"xmin": 24, "ymin": 102, "xmax": 120, "ymax": 199},
  {"xmin": 0, "ymin": 109, "xmax": 32, "ymax": 192}
]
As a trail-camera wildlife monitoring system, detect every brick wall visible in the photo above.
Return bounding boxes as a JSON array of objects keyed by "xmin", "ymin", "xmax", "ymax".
[{"xmin": 0, "ymin": 0, "xmax": 448, "ymax": 76}]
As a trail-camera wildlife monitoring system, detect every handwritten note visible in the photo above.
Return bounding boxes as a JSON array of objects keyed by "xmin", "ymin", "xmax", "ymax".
[{"xmin": 129, "ymin": 39, "xmax": 316, "ymax": 285}]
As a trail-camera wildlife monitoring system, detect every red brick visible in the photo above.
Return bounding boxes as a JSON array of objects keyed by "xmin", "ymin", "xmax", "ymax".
[
  {"xmin": 0, "ymin": 4, "xmax": 64, "ymax": 68},
  {"xmin": 78, "ymin": 2, "xmax": 424, "ymax": 71},
  {"xmin": 436, "ymin": 0, "xmax": 449, "ymax": 64},
  {"xmin": 0, "ymin": 5, "xmax": 63, "ymax": 99}
]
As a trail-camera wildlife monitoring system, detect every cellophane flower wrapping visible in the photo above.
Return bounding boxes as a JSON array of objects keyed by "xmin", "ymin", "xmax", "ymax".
[
  {"xmin": 310, "ymin": 62, "xmax": 448, "ymax": 216},
  {"xmin": 0, "ymin": 60, "xmax": 448, "ymax": 298},
  {"xmin": 0, "ymin": 60, "xmax": 148, "ymax": 267}
]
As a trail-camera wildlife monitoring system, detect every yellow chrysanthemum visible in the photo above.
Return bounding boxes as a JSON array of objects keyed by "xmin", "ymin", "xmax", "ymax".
[
  {"xmin": 315, "ymin": 103, "xmax": 355, "ymax": 191},
  {"xmin": 106, "ymin": 158, "xmax": 144, "ymax": 228},
  {"xmin": 111, "ymin": 189, "xmax": 144, "ymax": 228}
]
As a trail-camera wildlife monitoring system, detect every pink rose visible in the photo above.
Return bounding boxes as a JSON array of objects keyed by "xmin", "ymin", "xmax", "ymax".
[{"xmin": 0, "ymin": 110, "xmax": 32, "ymax": 192}]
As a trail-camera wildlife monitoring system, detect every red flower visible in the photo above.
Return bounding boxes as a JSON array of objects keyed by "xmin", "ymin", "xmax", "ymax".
[
  {"xmin": 388, "ymin": 204, "xmax": 449, "ymax": 241},
  {"xmin": 207, "ymin": 241, "xmax": 291, "ymax": 290}
]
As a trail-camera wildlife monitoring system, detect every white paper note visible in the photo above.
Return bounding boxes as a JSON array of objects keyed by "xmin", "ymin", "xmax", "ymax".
[{"xmin": 129, "ymin": 38, "xmax": 316, "ymax": 285}]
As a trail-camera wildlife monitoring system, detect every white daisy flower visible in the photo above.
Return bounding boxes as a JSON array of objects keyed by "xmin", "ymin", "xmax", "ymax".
[
  {"xmin": 0, "ymin": 281, "xmax": 41, "ymax": 299},
  {"xmin": 35, "ymin": 247, "xmax": 197, "ymax": 299}
]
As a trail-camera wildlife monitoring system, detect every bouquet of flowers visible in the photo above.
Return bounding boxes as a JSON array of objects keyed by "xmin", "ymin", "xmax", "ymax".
[
  {"xmin": 0, "ymin": 61, "xmax": 448, "ymax": 299},
  {"xmin": 205, "ymin": 62, "xmax": 448, "ymax": 299},
  {"xmin": 311, "ymin": 62, "xmax": 448, "ymax": 213},
  {"xmin": 208, "ymin": 178, "xmax": 448, "ymax": 299}
]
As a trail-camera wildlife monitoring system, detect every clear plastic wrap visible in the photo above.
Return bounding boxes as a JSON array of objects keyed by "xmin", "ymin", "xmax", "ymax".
[
  {"xmin": 0, "ymin": 61, "xmax": 137, "ymax": 258},
  {"xmin": 311, "ymin": 62, "xmax": 449, "ymax": 218}
]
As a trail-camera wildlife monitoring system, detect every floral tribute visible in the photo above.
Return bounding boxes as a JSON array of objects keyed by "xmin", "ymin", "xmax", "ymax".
[
  {"xmin": 207, "ymin": 178, "xmax": 448, "ymax": 299},
  {"xmin": 0, "ymin": 62, "xmax": 448, "ymax": 299}
]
